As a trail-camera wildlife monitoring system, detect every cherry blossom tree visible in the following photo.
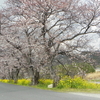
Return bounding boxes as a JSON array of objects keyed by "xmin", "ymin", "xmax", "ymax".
[{"xmin": 0, "ymin": 0, "xmax": 100, "ymax": 86}]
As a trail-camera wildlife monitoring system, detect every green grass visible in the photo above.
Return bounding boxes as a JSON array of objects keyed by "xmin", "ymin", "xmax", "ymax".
[
  {"xmin": 0, "ymin": 78, "xmax": 100, "ymax": 94},
  {"xmin": 91, "ymin": 79, "xmax": 100, "ymax": 82}
]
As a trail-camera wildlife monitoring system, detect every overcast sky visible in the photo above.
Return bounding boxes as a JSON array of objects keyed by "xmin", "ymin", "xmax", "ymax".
[{"xmin": 0, "ymin": 0, "xmax": 6, "ymax": 8}]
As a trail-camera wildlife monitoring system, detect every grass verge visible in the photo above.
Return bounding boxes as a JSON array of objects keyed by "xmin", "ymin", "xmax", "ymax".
[{"xmin": 0, "ymin": 77, "xmax": 100, "ymax": 94}]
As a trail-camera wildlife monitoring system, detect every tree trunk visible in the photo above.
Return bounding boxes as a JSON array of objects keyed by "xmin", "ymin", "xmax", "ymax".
[
  {"xmin": 13, "ymin": 68, "xmax": 20, "ymax": 83},
  {"xmin": 53, "ymin": 75, "xmax": 61, "ymax": 87},
  {"xmin": 29, "ymin": 66, "xmax": 40, "ymax": 85},
  {"xmin": 49, "ymin": 65, "xmax": 60, "ymax": 87}
]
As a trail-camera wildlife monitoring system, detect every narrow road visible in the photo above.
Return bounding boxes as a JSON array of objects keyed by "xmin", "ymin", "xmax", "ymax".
[{"xmin": 0, "ymin": 82, "xmax": 100, "ymax": 100}]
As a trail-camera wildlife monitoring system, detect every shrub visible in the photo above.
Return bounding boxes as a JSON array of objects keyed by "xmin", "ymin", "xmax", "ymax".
[
  {"xmin": 57, "ymin": 76, "xmax": 72, "ymax": 89},
  {"xmin": 0, "ymin": 79, "xmax": 31, "ymax": 86},
  {"xmin": 24, "ymin": 79, "xmax": 31, "ymax": 85},
  {"xmin": 8, "ymin": 80, "xmax": 14, "ymax": 84},
  {"xmin": 70, "ymin": 76, "xmax": 87, "ymax": 89},
  {"xmin": 57, "ymin": 76, "xmax": 100, "ymax": 89},
  {"xmin": 17, "ymin": 79, "xmax": 31, "ymax": 85},
  {"xmin": 0, "ymin": 77, "xmax": 100, "ymax": 90},
  {"xmin": 57, "ymin": 80, "xmax": 71, "ymax": 89},
  {"xmin": 39, "ymin": 79, "xmax": 53, "ymax": 86},
  {"xmin": 0, "ymin": 79, "xmax": 9, "ymax": 83}
]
